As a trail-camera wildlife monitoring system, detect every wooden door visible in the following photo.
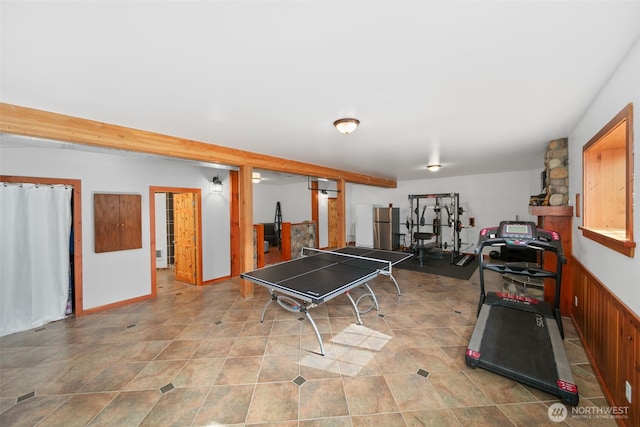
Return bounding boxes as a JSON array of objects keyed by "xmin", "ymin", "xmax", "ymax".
[
  {"xmin": 328, "ymin": 197, "xmax": 338, "ymax": 248},
  {"xmin": 174, "ymin": 192, "xmax": 197, "ymax": 284}
]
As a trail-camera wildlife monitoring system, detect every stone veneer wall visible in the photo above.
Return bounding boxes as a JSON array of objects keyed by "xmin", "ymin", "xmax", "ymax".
[
  {"xmin": 290, "ymin": 222, "xmax": 317, "ymax": 259},
  {"xmin": 545, "ymin": 138, "xmax": 569, "ymax": 206}
]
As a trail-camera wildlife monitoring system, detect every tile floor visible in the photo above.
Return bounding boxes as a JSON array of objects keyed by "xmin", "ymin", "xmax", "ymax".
[{"xmin": 0, "ymin": 265, "xmax": 616, "ymax": 426}]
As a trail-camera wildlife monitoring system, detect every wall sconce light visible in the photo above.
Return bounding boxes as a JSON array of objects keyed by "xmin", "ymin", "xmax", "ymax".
[
  {"xmin": 427, "ymin": 164, "xmax": 441, "ymax": 172},
  {"xmin": 333, "ymin": 118, "xmax": 360, "ymax": 134},
  {"xmin": 210, "ymin": 175, "xmax": 223, "ymax": 193},
  {"xmin": 252, "ymin": 172, "xmax": 261, "ymax": 183}
]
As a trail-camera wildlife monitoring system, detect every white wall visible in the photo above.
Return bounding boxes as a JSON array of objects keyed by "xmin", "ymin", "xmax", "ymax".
[
  {"xmin": 347, "ymin": 168, "xmax": 542, "ymax": 253},
  {"xmin": 253, "ymin": 180, "xmax": 335, "ymax": 247},
  {"xmin": 568, "ymin": 37, "xmax": 640, "ymax": 316},
  {"xmin": 154, "ymin": 192, "xmax": 168, "ymax": 268},
  {"xmin": 318, "ymin": 193, "xmax": 328, "ymax": 248},
  {"xmin": 0, "ymin": 146, "xmax": 231, "ymax": 310},
  {"xmin": 253, "ymin": 181, "xmax": 311, "ymax": 224}
]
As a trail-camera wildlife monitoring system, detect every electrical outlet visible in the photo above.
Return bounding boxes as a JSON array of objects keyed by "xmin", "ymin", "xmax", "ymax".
[
  {"xmin": 625, "ymin": 380, "xmax": 632, "ymax": 403},
  {"xmin": 574, "ymin": 296, "xmax": 578, "ymax": 307}
]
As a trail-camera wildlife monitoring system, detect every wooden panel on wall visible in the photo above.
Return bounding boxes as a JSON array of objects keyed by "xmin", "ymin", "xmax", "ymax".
[
  {"xmin": 622, "ymin": 310, "xmax": 640, "ymax": 424},
  {"xmin": 572, "ymin": 259, "xmax": 639, "ymax": 427},
  {"xmin": 94, "ymin": 194, "xmax": 142, "ymax": 253},
  {"xmin": 94, "ymin": 194, "xmax": 121, "ymax": 252},
  {"xmin": 120, "ymin": 194, "xmax": 143, "ymax": 250}
]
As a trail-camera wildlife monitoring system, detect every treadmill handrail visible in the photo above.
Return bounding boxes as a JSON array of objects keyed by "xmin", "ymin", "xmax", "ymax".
[
  {"xmin": 474, "ymin": 237, "xmax": 566, "ymax": 264},
  {"xmin": 481, "ymin": 262, "xmax": 559, "ymax": 278},
  {"xmin": 474, "ymin": 223, "xmax": 566, "ymax": 338}
]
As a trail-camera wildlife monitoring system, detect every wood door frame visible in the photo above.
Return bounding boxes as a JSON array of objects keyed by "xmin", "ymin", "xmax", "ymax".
[
  {"xmin": 230, "ymin": 170, "xmax": 241, "ymax": 277},
  {"xmin": 149, "ymin": 186, "xmax": 203, "ymax": 295},
  {"xmin": 328, "ymin": 196, "xmax": 338, "ymax": 248},
  {"xmin": 1, "ymin": 175, "xmax": 84, "ymax": 315},
  {"xmin": 311, "ymin": 180, "xmax": 319, "ymax": 245}
]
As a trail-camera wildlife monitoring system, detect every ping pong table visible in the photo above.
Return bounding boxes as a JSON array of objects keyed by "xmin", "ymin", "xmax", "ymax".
[{"xmin": 240, "ymin": 246, "xmax": 412, "ymax": 355}]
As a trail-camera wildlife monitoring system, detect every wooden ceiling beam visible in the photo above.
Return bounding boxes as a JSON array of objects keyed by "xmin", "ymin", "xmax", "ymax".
[{"xmin": 0, "ymin": 103, "xmax": 396, "ymax": 188}]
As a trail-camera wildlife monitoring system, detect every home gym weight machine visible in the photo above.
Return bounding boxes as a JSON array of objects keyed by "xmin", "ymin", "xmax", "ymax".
[{"xmin": 407, "ymin": 193, "xmax": 469, "ymax": 265}]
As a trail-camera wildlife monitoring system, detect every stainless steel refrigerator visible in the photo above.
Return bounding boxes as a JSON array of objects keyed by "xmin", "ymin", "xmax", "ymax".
[{"xmin": 373, "ymin": 207, "xmax": 400, "ymax": 250}]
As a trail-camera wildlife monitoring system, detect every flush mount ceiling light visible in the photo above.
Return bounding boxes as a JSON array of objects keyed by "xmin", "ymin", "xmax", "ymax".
[
  {"xmin": 333, "ymin": 118, "xmax": 360, "ymax": 134},
  {"xmin": 427, "ymin": 164, "xmax": 441, "ymax": 172},
  {"xmin": 252, "ymin": 172, "xmax": 261, "ymax": 183}
]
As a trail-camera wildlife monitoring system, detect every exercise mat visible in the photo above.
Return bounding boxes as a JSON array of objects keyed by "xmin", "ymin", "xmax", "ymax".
[{"xmin": 396, "ymin": 253, "xmax": 477, "ymax": 280}]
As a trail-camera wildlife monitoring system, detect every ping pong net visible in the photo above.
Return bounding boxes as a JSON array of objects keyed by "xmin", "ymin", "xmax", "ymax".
[{"xmin": 300, "ymin": 247, "xmax": 393, "ymax": 273}]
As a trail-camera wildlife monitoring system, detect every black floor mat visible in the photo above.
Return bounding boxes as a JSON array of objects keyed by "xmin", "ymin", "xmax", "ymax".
[{"xmin": 395, "ymin": 253, "xmax": 478, "ymax": 280}]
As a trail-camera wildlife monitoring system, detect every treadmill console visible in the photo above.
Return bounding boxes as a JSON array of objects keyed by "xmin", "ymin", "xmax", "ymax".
[
  {"xmin": 477, "ymin": 221, "xmax": 563, "ymax": 254},
  {"xmin": 499, "ymin": 221, "xmax": 536, "ymax": 244}
]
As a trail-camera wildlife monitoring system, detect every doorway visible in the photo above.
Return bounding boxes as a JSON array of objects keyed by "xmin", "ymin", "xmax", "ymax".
[
  {"xmin": 149, "ymin": 187, "xmax": 202, "ymax": 294},
  {"xmin": 0, "ymin": 175, "xmax": 83, "ymax": 317}
]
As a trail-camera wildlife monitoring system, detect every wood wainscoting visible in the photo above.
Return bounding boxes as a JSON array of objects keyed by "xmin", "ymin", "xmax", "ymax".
[{"xmin": 573, "ymin": 259, "xmax": 639, "ymax": 425}]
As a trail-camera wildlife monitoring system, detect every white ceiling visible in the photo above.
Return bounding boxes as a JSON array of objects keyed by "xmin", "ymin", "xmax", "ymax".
[{"xmin": 2, "ymin": 1, "xmax": 639, "ymax": 183}]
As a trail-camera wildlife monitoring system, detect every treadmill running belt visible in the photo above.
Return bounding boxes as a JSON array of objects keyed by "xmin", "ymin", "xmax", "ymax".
[{"xmin": 480, "ymin": 306, "xmax": 557, "ymax": 387}]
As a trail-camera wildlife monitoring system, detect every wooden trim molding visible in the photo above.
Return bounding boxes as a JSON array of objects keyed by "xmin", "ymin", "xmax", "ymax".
[
  {"xmin": 529, "ymin": 205, "xmax": 573, "ymax": 217},
  {"xmin": 83, "ymin": 293, "xmax": 152, "ymax": 315},
  {"xmin": 202, "ymin": 275, "xmax": 232, "ymax": 286},
  {"xmin": 0, "ymin": 102, "xmax": 397, "ymax": 188},
  {"xmin": 578, "ymin": 226, "xmax": 636, "ymax": 257}
]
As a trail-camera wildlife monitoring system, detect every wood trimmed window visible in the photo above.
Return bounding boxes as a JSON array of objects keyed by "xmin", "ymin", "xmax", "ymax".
[
  {"xmin": 94, "ymin": 193, "xmax": 142, "ymax": 253},
  {"xmin": 580, "ymin": 103, "xmax": 635, "ymax": 257}
]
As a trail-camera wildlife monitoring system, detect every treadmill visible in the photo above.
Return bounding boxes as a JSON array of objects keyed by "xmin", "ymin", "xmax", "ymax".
[{"xmin": 465, "ymin": 221, "xmax": 579, "ymax": 406}]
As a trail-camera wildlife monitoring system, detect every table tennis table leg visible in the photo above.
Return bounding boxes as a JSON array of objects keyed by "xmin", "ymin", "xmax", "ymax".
[
  {"xmin": 354, "ymin": 283, "xmax": 380, "ymax": 314},
  {"xmin": 260, "ymin": 296, "xmax": 275, "ymax": 322},
  {"xmin": 261, "ymin": 291, "xmax": 326, "ymax": 355},
  {"xmin": 301, "ymin": 310, "xmax": 325, "ymax": 356},
  {"xmin": 345, "ymin": 292, "xmax": 365, "ymax": 325},
  {"xmin": 379, "ymin": 270, "xmax": 402, "ymax": 296}
]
